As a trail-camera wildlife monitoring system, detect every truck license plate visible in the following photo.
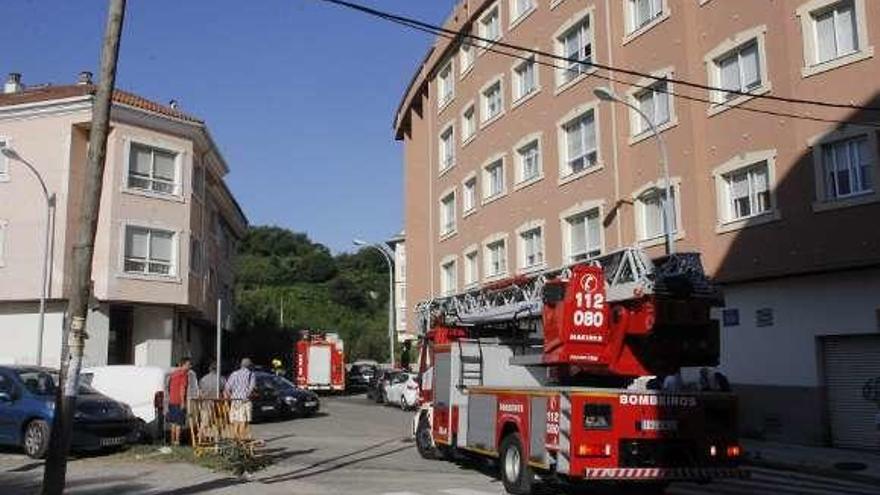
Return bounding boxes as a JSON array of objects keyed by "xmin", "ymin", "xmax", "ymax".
[
  {"xmin": 640, "ymin": 419, "xmax": 678, "ymax": 431},
  {"xmin": 99, "ymin": 436, "xmax": 125, "ymax": 447}
]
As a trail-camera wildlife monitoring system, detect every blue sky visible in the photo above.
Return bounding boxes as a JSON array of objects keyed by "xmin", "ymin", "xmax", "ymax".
[{"xmin": 3, "ymin": 0, "xmax": 453, "ymax": 252}]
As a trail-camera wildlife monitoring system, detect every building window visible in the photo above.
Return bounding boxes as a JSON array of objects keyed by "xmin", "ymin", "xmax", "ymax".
[
  {"xmin": 440, "ymin": 258, "xmax": 457, "ymax": 296},
  {"xmin": 627, "ymin": 0, "xmax": 663, "ymax": 34},
  {"xmin": 822, "ymin": 135, "xmax": 872, "ymax": 200},
  {"xmin": 190, "ymin": 236, "xmax": 203, "ymax": 275},
  {"xmin": 128, "ymin": 143, "xmax": 179, "ymax": 195},
  {"xmin": 813, "ymin": 1, "xmax": 859, "ymax": 64},
  {"xmin": 722, "ymin": 162, "xmax": 771, "ymax": 221},
  {"xmin": 637, "ymin": 186, "xmax": 678, "ymax": 241},
  {"xmin": 561, "ymin": 109, "xmax": 597, "ymax": 177},
  {"xmin": 482, "ymin": 80, "xmax": 504, "ymax": 123},
  {"xmin": 564, "ymin": 208, "xmax": 601, "ymax": 262},
  {"xmin": 713, "ymin": 40, "xmax": 762, "ymax": 102},
  {"xmin": 463, "ymin": 176, "xmax": 477, "ymax": 213},
  {"xmin": 439, "ymin": 125, "xmax": 455, "ymax": 171},
  {"xmin": 516, "ymin": 139, "xmax": 541, "ymax": 183},
  {"xmin": 511, "ymin": 0, "xmax": 535, "ymax": 24},
  {"xmin": 124, "ymin": 225, "xmax": 176, "ymax": 276},
  {"xmin": 485, "ymin": 239, "xmax": 507, "ymax": 278},
  {"xmin": 632, "ymin": 81, "xmax": 670, "ymax": 136},
  {"xmin": 483, "ymin": 158, "xmax": 505, "ymax": 200},
  {"xmin": 480, "ymin": 4, "xmax": 502, "ymax": 44},
  {"xmin": 462, "ymin": 104, "xmax": 477, "ymax": 143},
  {"xmin": 191, "ymin": 163, "xmax": 205, "ymax": 198},
  {"xmin": 519, "ymin": 227, "xmax": 544, "ymax": 270},
  {"xmin": 440, "ymin": 191, "xmax": 457, "ymax": 236},
  {"xmin": 460, "ymin": 41, "xmax": 475, "ymax": 74},
  {"xmin": 438, "ymin": 61, "xmax": 454, "ymax": 108},
  {"xmin": 556, "ymin": 15, "xmax": 592, "ymax": 86},
  {"xmin": 513, "ymin": 57, "xmax": 538, "ymax": 102},
  {"xmin": 464, "ymin": 249, "xmax": 479, "ymax": 286}
]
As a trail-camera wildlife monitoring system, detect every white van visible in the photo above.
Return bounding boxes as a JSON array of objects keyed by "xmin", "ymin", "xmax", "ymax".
[{"xmin": 82, "ymin": 365, "xmax": 167, "ymax": 439}]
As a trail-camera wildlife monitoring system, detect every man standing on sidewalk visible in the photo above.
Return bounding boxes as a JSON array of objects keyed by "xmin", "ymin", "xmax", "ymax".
[
  {"xmin": 166, "ymin": 357, "xmax": 198, "ymax": 446},
  {"xmin": 224, "ymin": 357, "xmax": 256, "ymax": 440}
]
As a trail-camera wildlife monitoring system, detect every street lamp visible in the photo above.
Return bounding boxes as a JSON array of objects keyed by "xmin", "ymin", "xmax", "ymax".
[
  {"xmin": 353, "ymin": 238, "xmax": 396, "ymax": 368},
  {"xmin": 0, "ymin": 144, "xmax": 56, "ymax": 365},
  {"xmin": 593, "ymin": 87, "xmax": 675, "ymax": 255}
]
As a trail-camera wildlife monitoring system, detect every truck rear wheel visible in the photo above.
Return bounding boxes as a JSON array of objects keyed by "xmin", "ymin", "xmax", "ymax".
[
  {"xmin": 416, "ymin": 415, "xmax": 442, "ymax": 460},
  {"xmin": 499, "ymin": 432, "xmax": 532, "ymax": 495}
]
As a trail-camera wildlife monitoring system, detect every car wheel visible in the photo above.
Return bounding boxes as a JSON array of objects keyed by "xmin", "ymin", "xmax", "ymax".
[
  {"xmin": 23, "ymin": 419, "xmax": 50, "ymax": 459},
  {"xmin": 499, "ymin": 432, "xmax": 532, "ymax": 495},
  {"xmin": 400, "ymin": 395, "xmax": 408, "ymax": 410}
]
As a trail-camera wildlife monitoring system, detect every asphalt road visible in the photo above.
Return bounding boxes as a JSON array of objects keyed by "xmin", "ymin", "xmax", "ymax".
[{"xmin": 1, "ymin": 394, "xmax": 878, "ymax": 494}]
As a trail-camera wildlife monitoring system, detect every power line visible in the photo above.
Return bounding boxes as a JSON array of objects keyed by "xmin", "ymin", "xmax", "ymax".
[
  {"xmin": 386, "ymin": 14, "xmax": 880, "ymax": 129},
  {"xmin": 317, "ymin": 0, "xmax": 880, "ymax": 114}
]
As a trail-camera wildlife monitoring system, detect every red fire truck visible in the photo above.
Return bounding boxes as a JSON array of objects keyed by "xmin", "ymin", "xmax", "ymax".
[
  {"xmin": 295, "ymin": 332, "xmax": 345, "ymax": 392},
  {"xmin": 412, "ymin": 248, "xmax": 747, "ymax": 494}
]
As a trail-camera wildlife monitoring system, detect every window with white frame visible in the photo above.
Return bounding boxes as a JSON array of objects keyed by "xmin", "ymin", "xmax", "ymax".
[
  {"xmin": 627, "ymin": 0, "xmax": 663, "ymax": 34},
  {"xmin": 483, "ymin": 159, "xmax": 505, "ymax": 199},
  {"xmin": 722, "ymin": 162, "xmax": 771, "ymax": 221},
  {"xmin": 440, "ymin": 191, "xmax": 457, "ymax": 235},
  {"xmin": 480, "ymin": 5, "xmax": 502, "ymax": 43},
  {"xmin": 713, "ymin": 40, "xmax": 762, "ymax": 102},
  {"xmin": 440, "ymin": 126, "xmax": 455, "ymax": 170},
  {"xmin": 511, "ymin": 0, "xmax": 535, "ymax": 23},
  {"xmin": 517, "ymin": 139, "xmax": 541, "ymax": 183},
  {"xmin": 464, "ymin": 250, "xmax": 479, "ymax": 286},
  {"xmin": 460, "ymin": 41, "xmax": 475, "ymax": 73},
  {"xmin": 124, "ymin": 225, "xmax": 176, "ymax": 276},
  {"xmin": 513, "ymin": 57, "xmax": 538, "ymax": 101},
  {"xmin": 463, "ymin": 176, "xmax": 477, "ymax": 212},
  {"xmin": 519, "ymin": 227, "xmax": 544, "ymax": 269},
  {"xmin": 482, "ymin": 80, "xmax": 503, "ymax": 122},
  {"xmin": 561, "ymin": 110, "xmax": 597, "ymax": 177},
  {"xmin": 557, "ymin": 16, "xmax": 592, "ymax": 85},
  {"xmin": 128, "ymin": 143, "xmax": 179, "ymax": 195},
  {"xmin": 821, "ymin": 135, "xmax": 872, "ymax": 200},
  {"xmin": 485, "ymin": 239, "xmax": 507, "ymax": 278},
  {"xmin": 438, "ymin": 61, "xmax": 454, "ymax": 107},
  {"xmin": 637, "ymin": 186, "xmax": 678, "ymax": 241},
  {"xmin": 565, "ymin": 209, "xmax": 601, "ymax": 262},
  {"xmin": 812, "ymin": 1, "xmax": 859, "ymax": 64},
  {"xmin": 632, "ymin": 81, "xmax": 670, "ymax": 135},
  {"xmin": 440, "ymin": 259, "xmax": 457, "ymax": 296},
  {"xmin": 462, "ymin": 105, "xmax": 477, "ymax": 142}
]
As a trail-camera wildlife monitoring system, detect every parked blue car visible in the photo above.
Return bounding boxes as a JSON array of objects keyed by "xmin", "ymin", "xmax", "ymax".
[{"xmin": 0, "ymin": 366, "xmax": 139, "ymax": 458}]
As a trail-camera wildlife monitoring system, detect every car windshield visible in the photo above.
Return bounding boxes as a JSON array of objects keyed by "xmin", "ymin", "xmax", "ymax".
[
  {"xmin": 15, "ymin": 370, "xmax": 97, "ymax": 396},
  {"xmin": 272, "ymin": 376, "xmax": 297, "ymax": 390}
]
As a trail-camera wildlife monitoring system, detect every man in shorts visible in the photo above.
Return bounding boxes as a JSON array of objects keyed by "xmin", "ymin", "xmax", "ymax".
[
  {"xmin": 224, "ymin": 357, "xmax": 256, "ymax": 440},
  {"xmin": 165, "ymin": 357, "xmax": 198, "ymax": 446}
]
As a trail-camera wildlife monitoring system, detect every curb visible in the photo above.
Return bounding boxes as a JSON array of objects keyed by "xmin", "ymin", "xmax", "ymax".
[{"xmin": 744, "ymin": 457, "xmax": 880, "ymax": 486}]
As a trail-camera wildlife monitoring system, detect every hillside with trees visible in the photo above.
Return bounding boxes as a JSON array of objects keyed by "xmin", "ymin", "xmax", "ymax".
[{"xmin": 231, "ymin": 225, "xmax": 393, "ymax": 366}]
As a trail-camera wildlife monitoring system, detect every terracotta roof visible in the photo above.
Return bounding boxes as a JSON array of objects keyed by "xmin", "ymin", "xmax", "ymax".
[{"xmin": 0, "ymin": 84, "xmax": 203, "ymax": 124}]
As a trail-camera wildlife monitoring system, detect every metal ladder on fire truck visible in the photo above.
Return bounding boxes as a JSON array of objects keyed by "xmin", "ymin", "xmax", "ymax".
[{"xmin": 418, "ymin": 247, "xmax": 718, "ymax": 385}]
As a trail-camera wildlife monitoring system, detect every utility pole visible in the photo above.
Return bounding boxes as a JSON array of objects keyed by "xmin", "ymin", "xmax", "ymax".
[{"xmin": 42, "ymin": 1, "xmax": 126, "ymax": 493}]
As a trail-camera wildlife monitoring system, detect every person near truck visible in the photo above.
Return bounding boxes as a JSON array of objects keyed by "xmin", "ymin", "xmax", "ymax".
[
  {"xmin": 224, "ymin": 357, "xmax": 256, "ymax": 440},
  {"xmin": 165, "ymin": 357, "xmax": 199, "ymax": 446}
]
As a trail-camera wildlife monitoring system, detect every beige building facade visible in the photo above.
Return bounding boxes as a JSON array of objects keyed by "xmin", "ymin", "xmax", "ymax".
[
  {"xmin": 396, "ymin": 0, "xmax": 880, "ymax": 448},
  {"xmin": 0, "ymin": 73, "xmax": 246, "ymax": 370}
]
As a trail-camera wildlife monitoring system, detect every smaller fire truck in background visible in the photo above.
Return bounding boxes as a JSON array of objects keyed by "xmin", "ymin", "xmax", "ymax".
[{"xmin": 295, "ymin": 331, "xmax": 345, "ymax": 392}]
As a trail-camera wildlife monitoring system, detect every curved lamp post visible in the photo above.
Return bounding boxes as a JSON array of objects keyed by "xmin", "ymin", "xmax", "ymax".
[
  {"xmin": 1, "ymin": 144, "xmax": 56, "ymax": 365},
  {"xmin": 353, "ymin": 238, "xmax": 396, "ymax": 368},
  {"xmin": 593, "ymin": 87, "xmax": 675, "ymax": 255}
]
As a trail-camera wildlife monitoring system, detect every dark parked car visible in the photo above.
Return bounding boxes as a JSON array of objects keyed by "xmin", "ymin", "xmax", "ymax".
[
  {"xmin": 0, "ymin": 366, "xmax": 139, "ymax": 459},
  {"xmin": 346, "ymin": 364, "xmax": 377, "ymax": 393},
  {"xmin": 251, "ymin": 372, "xmax": 320, "ymax": 422}
]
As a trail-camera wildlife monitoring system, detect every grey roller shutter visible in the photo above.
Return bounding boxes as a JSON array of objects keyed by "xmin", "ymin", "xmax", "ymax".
[{"xmin": 821, "ymin": 335, "xmax": 880, "ymax": 450}]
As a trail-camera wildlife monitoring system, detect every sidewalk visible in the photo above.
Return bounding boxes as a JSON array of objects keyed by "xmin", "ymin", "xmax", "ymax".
[{"xmin": 742, "ymin": 438, "xmax": 880, "ymax": 484}]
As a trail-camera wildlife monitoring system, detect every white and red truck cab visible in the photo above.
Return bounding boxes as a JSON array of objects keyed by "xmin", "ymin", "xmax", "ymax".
[
  {"xmin": 295, "ymin": 331, "xmax": 345, "ymax": 392},
  {"xmin": 412, "ymin": 248, "xmax": 746, "ymax": 494}
]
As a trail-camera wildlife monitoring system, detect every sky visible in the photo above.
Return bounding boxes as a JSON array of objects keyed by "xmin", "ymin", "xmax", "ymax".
[{"xmin": 2, "ymin": 0, "xmax": 454, "ymax": 253}]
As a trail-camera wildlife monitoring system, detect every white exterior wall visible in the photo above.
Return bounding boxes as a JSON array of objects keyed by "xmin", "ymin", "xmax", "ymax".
[
  {"xmin": 132, "ymin": 305, "xmax": 175, "ymax": 367},
  {"xmin": 0, "ymin": 302, "xmax": 108, "ymax": 368},
  {"xmin": 721, "ymin": 268, "xmax": 880, "ymax": 387}
]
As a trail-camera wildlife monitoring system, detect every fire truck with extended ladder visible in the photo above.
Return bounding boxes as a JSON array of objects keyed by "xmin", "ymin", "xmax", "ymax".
[{"xmin": 412, "ymin": 247, "xmax": 748, "ymax": 494}]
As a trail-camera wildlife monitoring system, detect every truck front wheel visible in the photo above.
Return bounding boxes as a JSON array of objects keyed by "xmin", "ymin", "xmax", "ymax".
[{"xmin": 499, "ymin": 432, "xmax": 533, "ymax": 495}]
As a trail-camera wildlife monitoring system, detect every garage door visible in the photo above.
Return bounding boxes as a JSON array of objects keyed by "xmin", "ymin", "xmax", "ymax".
[{"xmin": 821, "ymin": 335, "xmax": 880, "ymax": 450}]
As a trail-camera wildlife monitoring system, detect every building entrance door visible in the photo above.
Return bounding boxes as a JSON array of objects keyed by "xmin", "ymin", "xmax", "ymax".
[{"xmin": 108, "ymin": 305, "xmax": 134, "ymax": 364}]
